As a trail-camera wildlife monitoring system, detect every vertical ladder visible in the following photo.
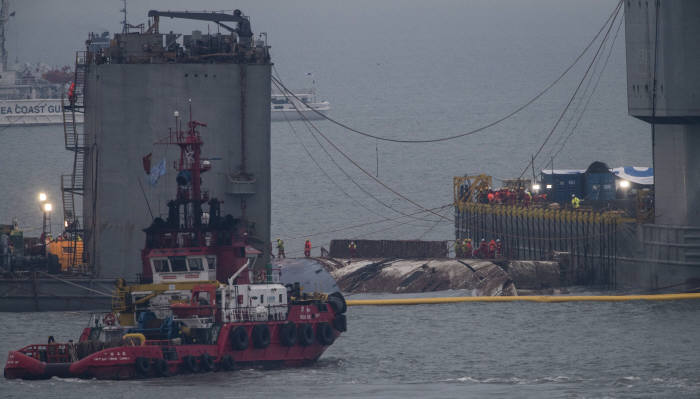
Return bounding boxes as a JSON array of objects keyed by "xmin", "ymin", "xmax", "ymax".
[{"xmin": 61, "ymin": 51, "xmax": 89, "ymax": 272}]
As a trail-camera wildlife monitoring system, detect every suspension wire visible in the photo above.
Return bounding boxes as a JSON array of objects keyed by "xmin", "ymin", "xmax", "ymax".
[
  {"xmin": 349, "ymin": 203, "xmax": 453, "ymax": 240},
  {"xmin": 274, "ymin": 81, "xmax": 441, "ymax": 224},
  {"xmin": 272, "ymin": 79, "xmax": 452, "ymax": 222},
  {"xmin": 358, "ymin": 201, "xmax": 451, "ymax": 241},
  {"xmin": 545, "ymin": 12, "xmax": 625, "ymax": 168},
  {"xmin": 280, "ymin": 203, "xmax": 453, "ymax": 241},
  {"xmin": 355, "ymin": 217, "xmax": 426, "ymax": 240},
  {"xmin": 548, "ymin": 12, "xmax": 612, "ymax": 156},
  {"xmin": 279, "ymin": 104, "xmax": 395, "ymax": 222},
  {"xmin": 271, "ymin": 2, "xmax": 623, "ymax": 144},
  {"xmin": 517, "ymin": 0, "xmax": 623, "ymax": 179},
  {"xmin": 417, "ymin": 205, "xmax": 452, "ymax": 240}
]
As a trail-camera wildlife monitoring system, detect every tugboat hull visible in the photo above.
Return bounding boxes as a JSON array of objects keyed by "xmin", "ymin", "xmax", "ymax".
[{"xmin": 5, "ymin": 321, "xmax": 342, "ymax": 380}]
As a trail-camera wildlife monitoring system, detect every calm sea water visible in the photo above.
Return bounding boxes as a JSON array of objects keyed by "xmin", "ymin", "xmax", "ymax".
[
  {"xmin": 1, "ymin": 0, "xmax": 677, "ymax": 397},
  {"xmin": 2, "ymin": 300, "xmax": 700, "ymax": 398}
]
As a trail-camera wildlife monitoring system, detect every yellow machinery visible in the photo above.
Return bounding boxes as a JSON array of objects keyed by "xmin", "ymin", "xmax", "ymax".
[
  {"xmin": 501, "ymin": 178, "xmax": 531, "ymax": 191},
  {"xmin": 111, "ymin": 278, "xmax": 220, "ymax": 326},
  {"xmin": 46, "ymin": 239, "xmax": 85, "ymax": 271},
  {"xmin": 453, "ymin": 174, "xmax": 493, "ymax": 203}
]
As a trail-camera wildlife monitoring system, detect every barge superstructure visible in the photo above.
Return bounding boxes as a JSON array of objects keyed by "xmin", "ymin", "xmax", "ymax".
[{"xmin": 80, "ymin": 9, "xmax": 273, "ymax": 281}]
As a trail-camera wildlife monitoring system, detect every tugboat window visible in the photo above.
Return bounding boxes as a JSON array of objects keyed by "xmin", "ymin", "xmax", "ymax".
[
  {"xmin": 170, "ymin": 256, "xmax": 188, "ymax": 272},
  {"xmin": 206, "ymin": 256, "xmax": 217, "ymax": 270},
  {"xmin": 153, "ymin": 259, "xmax": 170, "ymax": 272},
  {"xmin": 188, "ymin": 258, "xmax": 204, "ymax": 271}
]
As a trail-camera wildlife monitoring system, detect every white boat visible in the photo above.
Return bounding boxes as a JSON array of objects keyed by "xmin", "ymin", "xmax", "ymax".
[
  {"xmin": 271, "ymin": 88, "xmax": 330, "ymax": 122},
  {"xmin": 0, "ymin": 98, "xmax": 76, "ymax": 126},
  {"xmin": 0, "ymin": 0, "xmax": 80, "ymax": 127}
]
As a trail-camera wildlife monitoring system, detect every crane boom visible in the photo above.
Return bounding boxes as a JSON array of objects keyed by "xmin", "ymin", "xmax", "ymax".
[{"xmin": 147, "ymin": 9, "xmax": 253, "ymax": 39}]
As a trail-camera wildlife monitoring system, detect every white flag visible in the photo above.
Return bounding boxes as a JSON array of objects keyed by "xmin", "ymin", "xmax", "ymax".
[{"xmin": 149, "ymin": 158, "xmax": 167, "ymax": 186}]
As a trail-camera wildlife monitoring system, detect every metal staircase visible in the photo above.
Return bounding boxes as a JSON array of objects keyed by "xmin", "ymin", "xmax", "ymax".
[{"xmin": 61, "ymin": 51, "xmax": 89, "ymax": 272}]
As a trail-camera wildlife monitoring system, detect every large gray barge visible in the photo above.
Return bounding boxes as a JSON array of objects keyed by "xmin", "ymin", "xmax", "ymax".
[{"xmin": 1, "ymin": 9, "xmax": 272, "ymax": 311}]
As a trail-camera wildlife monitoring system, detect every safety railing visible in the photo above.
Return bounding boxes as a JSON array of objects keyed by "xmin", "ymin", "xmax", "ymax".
[
  {"xmin": 224, "ymin": 305, "xmax": 288, "ymax": 322},
  {"xmin": 19, "ymin": 344, "xmax": 72, "ymax": 364}
]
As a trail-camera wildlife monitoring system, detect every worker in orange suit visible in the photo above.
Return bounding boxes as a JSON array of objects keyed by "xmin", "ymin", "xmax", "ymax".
[
  {"xmin": 488, "ymin": 239, "xmax": 497, "ymax": 258},
  {"xmin": 304, "ymin": 240, "xmax": 312, "ymax": 257}
]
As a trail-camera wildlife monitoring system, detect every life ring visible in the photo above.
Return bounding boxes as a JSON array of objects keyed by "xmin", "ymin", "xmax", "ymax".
[
  {"xmin": 220, "ymin": 354, "xmax": 235, "ymax": 371},
  {"xmin": 135, "ymin": 357, "xmax": 151, "ymax": 375},
  {"xmin": 279, "ymin": 322, "xmax": 297, "ymax": 347},
  {"xmin": 297, "ymin": 324, "xmax": 314, "ymax": 347},
  {"xmin": 252, "ymin": 324, "xmax": 271, "ymax": 349},
  {"xmin": 229, "ymin": 326, "xmax": 249, "ymax": 351},
  {"xmin": 200, "ymin": 353, "xmax": 215, "ymax": 372},
  {"xmin": 103, "ymin": 313, "xmax": 116, "ymax": 326},
  {"xmin": 154, "ymin": 358, "xmax": 169, "ymax": 377},
  {"xmin": 332, "ymin": 314, "xmax": 347, "ymax": 332},
  {"xmin": 317, "ymin": 322, "xmax": 335, "ymax": 346},
  {"xmin": 183, "ymin": 355, "xmax": 200, "ymax": 373}
]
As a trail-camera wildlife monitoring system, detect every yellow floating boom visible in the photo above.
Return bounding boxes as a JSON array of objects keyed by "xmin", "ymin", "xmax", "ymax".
[{"xmin": 347, "ymin": 292, "xmax": 700, "ymax": 306}]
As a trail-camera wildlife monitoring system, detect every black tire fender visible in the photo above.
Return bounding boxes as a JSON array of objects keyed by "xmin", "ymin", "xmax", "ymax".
[
  {"xmin": 220, "ymin": 354, "xmax": 235, "ymax": 371},
  {"xmin": 317, "ymin": 322, "xmax": 335, "ymax": 346},
  {"xmin": 153, "ymin": 358, "xmax": 169, "ymax": 377},
  {"xmin": 279, "ymin": 322, "xmax": 297, "ymax": 347},
  {"xmin": 328, "ymin": 292, "xmax": 347, "ymax": 314},
  {"xmin": 135, "ymin": 357, "xmax": 151, "ymax": 375},
  {"xmin": 298, "ymin": 323, "xmax": 314, "ymax": 347},
  {"xmin": 229, "ymin": 326, "xmax": 249, "ymax": 351},
  {"xmin": 252, "ymin": 324, "xmax": 271, "ymax": 349},
  {"xmin": 332, "ymin": 314, "xmax": 347, "ymax": 332},
  {"xmin": 200, "ymin": 353, "xmax": 215, "ymax": 372},
  {"xmin": 183, "ymin": 355, "xmax": 200, "ymax": 373}
]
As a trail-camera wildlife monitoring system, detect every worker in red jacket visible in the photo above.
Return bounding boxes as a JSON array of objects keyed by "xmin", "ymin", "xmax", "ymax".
[
  {"xmin": 68, "ymin": 82, "xmax": 76, "ymax": 105},
  {"xmin": 304, "ymin": 240, "xmax": 311, "ymax": 257},
  {"xmin": 463, "ymin": 238, "xmax": 473, "ymax": 259},
  {"xmin": 476, "ymin": 239, "xmax": 488, "ymax": 258},
  {"xmin": 348, "ymin": 241, "xmax": 357, "ymax": 258},
  {"xmin": 487, "ymin": 191, "xmax": 495, "ymax": 203},
  {"xmin": 488, "ymin": 239, "xmax": 497, "ymax": 258}
]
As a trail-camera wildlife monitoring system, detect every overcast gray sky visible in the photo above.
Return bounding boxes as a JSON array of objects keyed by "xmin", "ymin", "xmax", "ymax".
[{"xmin": 8, "ymin": 0, "xmax": 297, "ymax": 66}]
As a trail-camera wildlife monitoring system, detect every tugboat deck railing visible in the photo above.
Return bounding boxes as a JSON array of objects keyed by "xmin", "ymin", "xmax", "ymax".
[{"xmin": 18, "ymin": 344, "xmax": 72, "ymax": 364}]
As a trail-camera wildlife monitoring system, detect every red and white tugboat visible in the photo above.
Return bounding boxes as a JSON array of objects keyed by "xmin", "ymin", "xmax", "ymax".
[{"xmin": 4, "ymin": 109, "xmax": 347, "ymax": 380}]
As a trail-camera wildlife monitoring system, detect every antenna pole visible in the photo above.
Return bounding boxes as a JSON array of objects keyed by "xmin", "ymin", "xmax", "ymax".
[
  {"xmin": 376, "ymin": 142, "xmax": 379, "ymax": 177},
  {"xmin": 0, "ymin": 0, "xmax": 10, "ymax": 71},
  {"xmin": 121, "ymin": 0, "xmax": 128, "ymax": 34}
]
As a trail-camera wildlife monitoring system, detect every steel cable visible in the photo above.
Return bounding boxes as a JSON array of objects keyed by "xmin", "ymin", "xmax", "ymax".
[
  {"xmin": 544, "ymin": 10, "xmax": 625, "ymax": 170},
  {"xmin": 272, "ymin": 80, "xmax": 452, "ymax": 222},
  {"xmin": 517, "ymin": 0, "xmax": 623, "ymax": 179},
  {"xmin": 271, "ymin": 1, "xmax": 623, "ymax": 144},
  {"xmin": 275, "ymin": 80, "xmax": 442, "ymax": 224}
]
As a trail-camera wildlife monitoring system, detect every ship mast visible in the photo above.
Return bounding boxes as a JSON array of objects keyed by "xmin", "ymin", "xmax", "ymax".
[
  {"xmin": 159, "ymin": 104, "xmax": 211, "ymax": 234},
  {"xmin": 0, "ymin": 0, "xmax": 10, "ymax": 72},
  {"xmin": 120, "ymin": 0, "xmax": 128, "ymax": 34}
]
